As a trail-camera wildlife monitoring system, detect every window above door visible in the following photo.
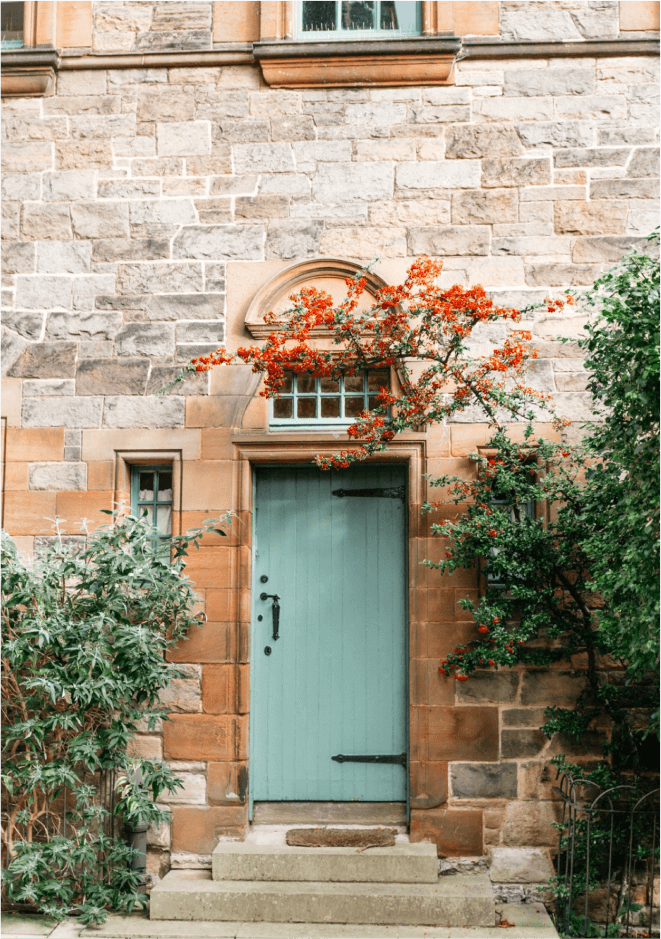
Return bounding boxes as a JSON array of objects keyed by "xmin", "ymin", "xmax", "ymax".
[{"xmin": 270, "ymin": 368, "xmax": 391, "ymax": 429}]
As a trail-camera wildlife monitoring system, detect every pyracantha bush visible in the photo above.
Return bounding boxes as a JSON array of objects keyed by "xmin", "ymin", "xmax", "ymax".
[{"xmin": 1, "ymin": 510, "xmax": 229, "ymax": 925}]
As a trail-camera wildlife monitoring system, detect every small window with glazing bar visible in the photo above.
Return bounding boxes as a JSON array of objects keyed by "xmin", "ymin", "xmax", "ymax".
[
  {"xmin": 297, "ymin": 1, "xmax": 421, "ymax": 39},
  {"xmin": 271, "ymin": 368, "xmax": 390, "ymax": 427},
  {"xmin": 130, "ymin": 465, "xmax": 173, "ymax": 554},
  {"xmin": 1, "ymin": 2, "xmax": 24, "ymax": 48}
]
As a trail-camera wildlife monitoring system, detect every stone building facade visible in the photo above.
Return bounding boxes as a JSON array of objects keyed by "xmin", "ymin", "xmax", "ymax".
[{"xmin": 1, "ymin": 0, "xmax": 659, "ymax": 880}]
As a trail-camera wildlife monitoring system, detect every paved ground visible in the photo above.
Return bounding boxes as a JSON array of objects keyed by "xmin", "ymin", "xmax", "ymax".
[{"xmin": 2, "ymin": 902, "xmax": 559, "ymax": 939}]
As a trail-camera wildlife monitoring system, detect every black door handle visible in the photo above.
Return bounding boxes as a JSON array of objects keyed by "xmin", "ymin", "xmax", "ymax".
[{"xmin": 260, "ymin": 593, "xmax": 280, "ymax": 641}]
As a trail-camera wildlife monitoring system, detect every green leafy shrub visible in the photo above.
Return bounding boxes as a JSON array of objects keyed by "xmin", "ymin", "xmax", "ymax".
[{"xmin": 1, "ymin": 511, "xmax": 228, "ymax": 925}]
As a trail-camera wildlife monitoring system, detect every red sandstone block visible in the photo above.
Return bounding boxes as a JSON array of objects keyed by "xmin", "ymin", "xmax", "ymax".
[
  {"xmin": 207, "ymin": 762, "xmax": 248, "ymax": 804},
  {"xmin": 411, "ymin": 706, "xmax": 499, "ymax": 762},
  {"xmin": 205, "ymin": 589, "xmax": 238, "ymax": 622},
  {"xmin": 410, "ymin": 761, "xmax": 448, "ymax": 810},
  {"xmin": 167, "ymin": 621, "xmax": 238, "ymax": 664},
  {"xmin": 3, "ymin": 491, "xmax": 57, "ymax": 536},
  {"xmin": 164, "ymin": 714, "xmax": 247, "ymax": 761},
  {"xmin": 171, "ymin": 805, "xmax": 247, "ymax": 853},
  {"xmin": 410, "ymin": 658, "xmax": 455, "ymax": 707},
  {"xmin": 410, "ymin": 807, "xmax": 483, "ymax": 856},
  {"xmin": 202, "ymin": 664, "xmax": 237, "ymax": 714},
  {"xmin": 183, "ymin": 547, "xmax": 234, "ymax": 589}
]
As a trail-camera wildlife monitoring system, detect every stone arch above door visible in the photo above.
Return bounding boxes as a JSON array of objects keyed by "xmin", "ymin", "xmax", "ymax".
[{"xmin": 244, "ymin": 257, "xmax": 389, "ymax": 339}]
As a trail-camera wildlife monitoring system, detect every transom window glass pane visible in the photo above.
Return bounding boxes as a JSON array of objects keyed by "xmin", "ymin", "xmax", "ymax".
[
  {"xmin": 131, "ymin": 464, "xmax": 173, "ymax": 553},
  {"xmin": 299, "ymin": 0, "xmax": 420, "ymax": 37},
  {"xmin": 270, "ymin": 369, "xmax": 390, "ymax": 425},
  {"xmin": 1, "ymin": 1, "xmax": 24, "ymax": 47}
]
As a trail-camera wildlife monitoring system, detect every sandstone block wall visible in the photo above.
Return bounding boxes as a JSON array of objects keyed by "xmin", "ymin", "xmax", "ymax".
[{"xmin": 2, "ymin": 0, "xmax": 659, "ymax": 875}]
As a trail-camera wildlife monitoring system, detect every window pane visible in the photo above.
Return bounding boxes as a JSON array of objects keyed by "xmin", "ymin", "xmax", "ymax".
[
  {"xmin": 321, "ymin": 397, "xmax": 341, "ymax": 418},
  {"xmin": 140, "ymin": 505, "xmax": 154, "ymax": 525},
  {"xmin": 297, "ymin": 398, "xmax": 317, "ymax": 419},
  {"xmin": 368, "ymin": 395, "xmax": 381, "ymax": 410},
  {"xmin": 156, "ymin": 505, "xmax": 172, "ymax": 537},
  {"xmin": 273, "ymin": 397, "xmax": 293, "ymax": 418},
  {"xmin": 1, "ymin": 2, "xmax": 24, "ymax": 44},
  {"xmin": 320, "ymin": 376, "xmax": 340, "ymax": 393},
  {"xmin": 380, "ymin": 0, "xmax": 418, "ymax": 31},
  {"xmin": 297, "ymin": 372, "xmax": 316, "ymax": 394},
  {"xmin": 345, "ymin": 396, "xmax": 365, "ymax": 417},
  {"xmin": 344, "ymin": 373, "xmax": 364, "ymax": 393},
  {"xmin": 341, "ymin": 1, "xmax": 375, "ymax": 30},
  {"xmin": 302, "ymin": 0, "xmax": 337, "ymax": 31},
  {"xmin": 281, "ymin": 371, "xmax": 294, "ymax": 394},
  {"xmin": 158, "ymin": 471, "xmax": 173, "ymax": 500},
  {"xmin": 139, "ymin": 472, "xmax": 154, "ymax": 500},
  {"xmin": 368, "ymin": 368, "xmax": 390, "ymax": 391}
]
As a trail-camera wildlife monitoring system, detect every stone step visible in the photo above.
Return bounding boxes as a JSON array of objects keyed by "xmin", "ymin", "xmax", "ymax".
[
  {"xmin": 149, "ymin": 870, "xmax": 496, "ymax": 927},
  {"xmin": 212, "ymin": 841, "xmax": 438, "ymax": 883},
  {"xmin": 253, "ymin": 802, "xmax": 408, "ymax": 826},
  {"xmin": 79, "ymin": 902, "xmax": 560, "ymax": 937}
]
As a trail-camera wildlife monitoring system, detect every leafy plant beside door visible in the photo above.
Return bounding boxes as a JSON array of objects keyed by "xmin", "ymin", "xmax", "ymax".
[{"xmin": 1, "ymin": 510, "xmax": 229, "ymax": 925}]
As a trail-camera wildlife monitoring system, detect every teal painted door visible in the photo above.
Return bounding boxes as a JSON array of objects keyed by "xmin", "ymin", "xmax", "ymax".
[{"xmin": 251, "ymin": 464, "xmax": 407, "ymax": 802}]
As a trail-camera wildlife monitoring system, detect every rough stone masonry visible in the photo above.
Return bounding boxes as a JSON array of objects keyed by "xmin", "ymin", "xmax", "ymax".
[{"xmin": 1, "ymin": 0, "xmax": 659, "ymax": 883}]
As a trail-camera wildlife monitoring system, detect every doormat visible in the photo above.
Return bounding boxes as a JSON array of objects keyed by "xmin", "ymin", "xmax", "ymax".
[{"xmin": 285, "ymin": 827, "xmax": 397, "ymax": 849}]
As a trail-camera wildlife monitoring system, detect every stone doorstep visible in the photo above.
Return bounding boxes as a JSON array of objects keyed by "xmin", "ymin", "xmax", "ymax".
[
  {"xmin": 211, "ymin": 840, "xmax": 438, "ymax": 883},
  {"xmin": 63, "ymin": 902, "xmax": 559, "ymax": 937},
  {"xmin": 149, "ymin": 870, "xmax": 495, "ymax": 926}
]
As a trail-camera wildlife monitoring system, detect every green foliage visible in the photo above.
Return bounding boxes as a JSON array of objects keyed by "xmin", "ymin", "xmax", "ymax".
[
  {"xmin": 1, "ymin": 511, "xmax": 229, "ymax": 924},
  {"xmin": 576, "ymin": 232, "xmax": 660, "ymax": 709}
]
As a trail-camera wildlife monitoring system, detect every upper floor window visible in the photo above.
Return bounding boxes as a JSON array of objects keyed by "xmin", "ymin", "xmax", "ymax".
[
  {"xmin": 271, "ymin": 368, "xmax": 390, "ymax": 427},
  {"xmin": 297, "ymin": 1, "xmax": 421, "ymax": 39},
  {"xmin": 1, "ymin": 2, "xmax": 24, "ymax": 48},
  {"xmin": 131, "ymin": 465, "xmax": 173, "ymax": 555}
]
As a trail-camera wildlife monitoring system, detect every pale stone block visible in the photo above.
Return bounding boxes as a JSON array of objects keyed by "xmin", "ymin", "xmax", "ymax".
[
  {"xmin": 554, "ymin": 147, "xmax": 629, "ymax": 167},
  {"xmin": 164, "ymin": 177, "xmax": 208, "ymax": 196},
  {"xmin": 217, "ymin": 65, "xmax": 261, "ymax": 89},
  {"xmin": 521, "ymin": 186, "xmax": 586, "ymax": 201},
  {"xmin": 42, "ymin": 170, "xmax": 96, "ymax": 202},
  {"xmin": 466, "ymin": 257, "xmax": 526, "ymax": 287},
  {"xmin": 1, "ymin": 378, "xmax": 23, "ymax": 426},
  {"xmin": 492, "ymin": 236, "xmax": 572, "ymax": 258},
  {"xmin": 499, "ymin": 7, "xmax": 583, "ymax": 42},
  {"xmin": 98, "ymin": 179, "xmax": 160, "ymax": 199},
  {"xmin": 313, "ymin": 163, "xmax": 394, "ymax": 202},
  {"xmin": 127, "ymin": 735, "xmax": 163, "ymax": 760},
  {"xmin": 157, "ymin": 122, "xmax": 211, "ymax": 157},
  {"xmin": 319, "ymin": 227, "xmax": 407, "ymax": 259},
  {"xmin": 115, "ymin": 323, "xmax": 176, "ymax": 357},
  {"xmin": 3, "ymin": 203, "xmax": 19, "ymax": 240},
  {"xmin": 482, "ymin": 157, "xmax": 551, "ymax": 189},
  {"xmin": 147, "ymin": 821, "xmax": 171, "ymax": 849},
  {"xmin": 504, "ymin": 67, "xmax": 595, "ymax": 97},
  {"xmin": 73, "ymin": 275, "xmax": 117, "ymax": 301},
  {"xmin": 353, "ymin": 139, "xmax": 417, "ymax": 162},
  {"xmin": 471, "ymin": 86, "xmax": 503, "ymax": 97},
  {"xmin": 345, "ymin": 102, "xmax": 408, "ymax": 125},
  {"xmin": 3, "ymin": 242, "xmax": 36, "ymax": 276},
  {"xmin": 15, "ymin": 276, "xmax": 72, "ymax": 310},
  {"xmin": 258, "ymin": 174, "xmax": 310, "ymax": 196},
  {"xmin": 490, "ymin": 847, "xmax": 555, "ymax": 884},
  {"xmin": 290, "ymin": 203, "xmax": 368, "ymax": 222},
  {"xmin": 4, "ymin": 115, "xmax": 69, "ymax": 141},
  {"xmin": 525, "ymin": 262, "xmax": 600, "ymax": 287},
  {"xmin": 117, "ymin": 262, "xmax": 204, "ymax": 294},
  {"xmin": 598, "ymin": 123, "xmax": 657, "ymax": 146},
  {"xmin": 417, "ymin": 139, "xmax": 446, "ymax": 161},
  {"xmin": 107, "ymin": 68, "xmax": 169, "ymax": 86},
  {"xmin": 396, "ymin": 161, "xmax": 480, "ymax": 191},
  {"xmin": 368, "ymin": 201, "xmax": 451, "ymax": 226},
  {"xmin": 472, "ymin": 97, "xmax": 554, "ymax": 122},
  {"xmin": 36, "ymin": 243, "xmax": 91, "ymax": 274},
  {"xmin": 232, "ymin": 143, "xmax": 296, "ymax": 174},
  {"xmin": 172, "ymin": 226, "xmax": 265, "ymax": 261},
  {"xmin": 627, "ymin": 147, "xmax": 660, "ymax": 177},
  {"xmin": 248, "ymin": 90, "xmax": 303, "ymax": 118},
  {"xmin": 591, "ymin": 178, "xmax": 659, "ymax": 199},
  {"xmin": 626, "ymin": 200, "xmax": 660, "ymax": 234},
  {"xmin": 46, "ymin": 311, "xmax": 123, "ymax": 341},
  {"xmin": 516, "ymin": 121, "xmax": 594, "ymax": 149},
  {"xmin": 292, "ymin": 140, "xmax": 352, "ymax": 169},
  {"xmin": 137, "ymin": 87, "xmax": 196, "ymax": 121},
  {"xmin": 82, "ymin": 428, "xmax": 200, "ymax": 462},
  {"xmin": 22, "ymin": 397, "xmax": 103, "ymax": 428},
  {"xmin": 554, "ymin": 200, "xmax": 629, "ymax": 235},
  {"xmin": 151, "ymin": 3, "xmax": 211, "ymax": 30},
  {"xmin": 69, "ymin": 114, "xmax": 136, "ymax": 141},
  {"xmin": 553, "ymin": 95, "xmax": 627, "ymax": 120},
  {"xmin": 265, "ymin": 220, "xmax": 324, "ymax": 260},
  {"xmin": 421, "ymin": 88, "xmax": 471, "ymax": 106},
  {"xmin": 456, "ymin": 68, "xmax": 504, "ymax": 86},
  {"xmin": 2, "ymin": 142, "xmax": 53, "ymax": 173},
  {"xmin": 22, "ymin": 205, "xmax": 72, "ymax": 242},
  {"xmin": 369, "ymin": 87, "xmax": 421, "ymax": 101},
  {"xmin": 410, "ymin": 105, "xmax": 471, "ymax": 124},
  {"xmin": 29, "ymin": 462, "xmax": 87, "ymax": 491},
  {"xmin": 446, "ymin": 124, "xmax": 523, "ymax": 159},
  {"xmin": 129, "ymin": 199, "xmax": 197, "ymax": 226},
  {"xmin": 452, "ymin": 190, "xmax": 518, "ymax": 225},
  {"xmin": 23, "ymin": 379, "xmax": 75, "ymax": 397},
  {"xmin": 45, "ymin": 95, "xmax": 120, "ymax": 116},
  {"xmin": 71, "ymin": 203, "xmax": 129, "ymax": 239},
  {"xmin": 408, "ymin": 226, "xmax": 490, "ymax": 257},
  {"xmin": 2, "ymin": 331, "xmax": 27, "ymax": 378},
  {"xmin": 134, "ymin": 29, "xmax": 212, "ymax": 53},
  {"xmin": 102, "ymin": 396, "xmax": 185, "ymax": 429},
  {"xmin": 158, "ymin": 681, "xmax": 203, "ymax": 715},
  {"xmin": 176, "ymin": 322, "xmax": 224, "ymax": 344},
  {"xmin": 2, "ymin": 173, "xmax": 42, "ymax": 202}
]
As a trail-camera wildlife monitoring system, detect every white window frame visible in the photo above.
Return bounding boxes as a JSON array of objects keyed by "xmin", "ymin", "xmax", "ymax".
[
  {"xmin": 295, "ymin": 0, "xmax": 422, "ymax": 41},
  {"xmin": 270, "ymin": 368, "xmax": 391, "ymax": 431}
]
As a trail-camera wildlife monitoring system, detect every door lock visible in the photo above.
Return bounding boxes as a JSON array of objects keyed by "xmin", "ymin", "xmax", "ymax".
[{"xmin": 260, "ymin": 593, "xmax": 280, "ymax": 641}]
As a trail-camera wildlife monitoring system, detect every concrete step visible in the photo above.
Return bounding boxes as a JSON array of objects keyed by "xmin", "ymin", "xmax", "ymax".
[
  {"xmin": 79, "ymin": 903, "xmax": 559, "ymax": 936},
  {"xmin": 149, "ymin": 870, "xmax": 496, "ymax": 927},
  {"xmin": 212, "ymin": 841, "xmax": 438, "ymax": 883},
  {"xmin": 253, "ymin": 802, "xmax": 408, "ymax": 825}
]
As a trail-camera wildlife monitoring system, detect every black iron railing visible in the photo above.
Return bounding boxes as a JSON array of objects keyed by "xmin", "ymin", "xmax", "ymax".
[{"xmin": 554, "ymin": 771, "xmax": 660, "ymax": 938}]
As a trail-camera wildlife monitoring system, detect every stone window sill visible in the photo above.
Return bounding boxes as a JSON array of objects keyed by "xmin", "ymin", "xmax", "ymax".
[
  {"xmin": 252, "ymin": 37, "xmax": 461, "ymax": 87},
  {"xmin": 0, "ymin": 47, "xmax": 58, "ymax": 97}
]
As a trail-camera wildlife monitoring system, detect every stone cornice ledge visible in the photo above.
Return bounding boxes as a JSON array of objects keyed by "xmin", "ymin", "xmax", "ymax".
[
  {"xmin": 253, "ymin": 37, "xmax": 462, "ymax": 87},
  {"xmin": 1, "ymin": 48, "xmax": 59, "ymax": 97},
  {"xmin": 461, "ymin": 37, "xmax": 660, "ymax": 59}
]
